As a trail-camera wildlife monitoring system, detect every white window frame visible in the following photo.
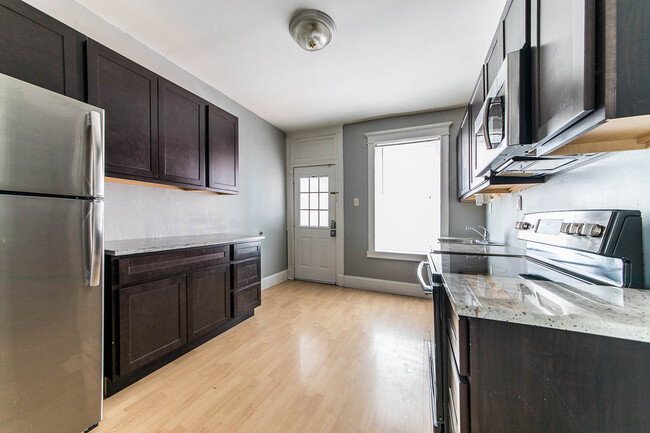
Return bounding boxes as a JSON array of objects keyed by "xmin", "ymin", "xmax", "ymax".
[{"xmin": 366, "ymin": 122, "xmax": 451, "ymax": 262}]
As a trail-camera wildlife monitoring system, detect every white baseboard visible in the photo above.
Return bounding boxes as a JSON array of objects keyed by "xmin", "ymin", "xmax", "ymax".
[
  {"xmin": 341, "ymin": 275, "xmax": 430, "ymax": 298},
  {"xmin": 261, "ymin": 270, "xmax": 288, "ymax": 290}
]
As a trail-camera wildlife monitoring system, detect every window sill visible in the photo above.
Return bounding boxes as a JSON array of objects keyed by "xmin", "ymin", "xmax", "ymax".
[{"xmin": 366, "ymin": 250, "xmax": 426, "ymax": 262}]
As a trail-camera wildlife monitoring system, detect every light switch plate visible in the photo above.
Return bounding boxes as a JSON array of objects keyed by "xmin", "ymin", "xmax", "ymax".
[{"xmin": 353, "ymin": 198, "xmax": 359, "ymax": 207}]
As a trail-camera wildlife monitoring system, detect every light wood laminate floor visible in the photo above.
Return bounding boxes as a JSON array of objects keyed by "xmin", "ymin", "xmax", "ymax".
[{"xmin": 94, "ymin": 280, "xmax": 433, "ymax": 433}]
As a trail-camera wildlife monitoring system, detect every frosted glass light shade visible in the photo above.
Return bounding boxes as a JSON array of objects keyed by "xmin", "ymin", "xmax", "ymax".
[{"xmin": 289, "ymin": 10, "xmax": 336, "ymax": 51}]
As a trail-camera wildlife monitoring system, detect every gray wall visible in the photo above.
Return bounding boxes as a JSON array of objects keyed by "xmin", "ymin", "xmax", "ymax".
[
  {"xmin": 487, "ymin": 148, "xmax": 650, "ymax": 289},
  {"xmin": 25, "ymin": 0, "xmax": 287, "ymax": 277},
  {"xmin": 343, "ymin": 108, "xmax": 486, "ymax": 283}
]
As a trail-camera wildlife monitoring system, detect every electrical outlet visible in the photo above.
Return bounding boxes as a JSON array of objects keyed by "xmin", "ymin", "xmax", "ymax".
[
  {"xmin": 353, "ymin": 198, "xmax": 359, "ymax": 207},
  {"xmin": 488, "ymin": 202, "xmax": 493, "ymax": 214}
]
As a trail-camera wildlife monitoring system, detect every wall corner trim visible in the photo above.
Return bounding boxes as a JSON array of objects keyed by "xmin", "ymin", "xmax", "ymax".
[
  {"xmin": 262, "ymin": 270, "xmax": 288, "ymax": 290},
  {"xmin": 340, "ymin": 275, "xmax": 430, "ymax": 298}
]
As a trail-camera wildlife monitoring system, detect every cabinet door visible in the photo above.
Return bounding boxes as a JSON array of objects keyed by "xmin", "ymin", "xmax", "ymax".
[
  {"xmin": 457, "ymin": 108, "xmax": 471, "ymax": 199},
  {"xmin": 468, "ymin": 70, "xmax": 486, "ymax": 189},
  {"xmin": 118, "ymin": 276, "xmax": 187, "ymax": 374},
  {"xmin": 187, "ymin": 266, "xmax": 230, "ymax": 342},
  {"xmin": 532, "ymin": 0, "xmax": 595, "ymax": 143},
  {"xmin": 0, "ymin": 0, "xmax": 80, "ymax": 99},
  {"xmin": 158, "ymin": 78, "xmax": 206, "ymax": 186},
  {"xmin": 207, "ymin": 105, "xmax": 239, "ymax": 193},
  {"xmin": 87, "ymin": 40, "xmax": 159, "ymax": 179},
  {"xmin": 484, "ymin": 22, "xmax": 504, "ymax": 93},
  {"xmin": 503, "ymin": 0, "xmax": 528, "ymax": 55}
]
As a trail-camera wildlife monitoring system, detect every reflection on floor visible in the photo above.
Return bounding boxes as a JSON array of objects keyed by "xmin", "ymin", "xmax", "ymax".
[{"xmin": 95, "ymin": 279, "xmax": 433, "ymax": 433}]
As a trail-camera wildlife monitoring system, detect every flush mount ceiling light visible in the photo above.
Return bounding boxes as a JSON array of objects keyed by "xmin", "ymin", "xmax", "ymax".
[{"xmin": 289, "ymin": 9, "xmax": 336, "ymax": 51}]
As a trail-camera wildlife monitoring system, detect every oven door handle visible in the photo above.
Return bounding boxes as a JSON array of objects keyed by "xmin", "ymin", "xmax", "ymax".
[{"xmin": 417, "ymin": 261, "xmax": 434, "ymax": 294}]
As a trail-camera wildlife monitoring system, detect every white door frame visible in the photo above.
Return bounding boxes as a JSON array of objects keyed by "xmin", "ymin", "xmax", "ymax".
[{"xmin": 286, "ymin": 126, "xmax": 344, "ymax": 285}]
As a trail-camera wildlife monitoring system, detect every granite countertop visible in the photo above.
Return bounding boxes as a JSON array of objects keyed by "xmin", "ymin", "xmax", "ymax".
[
  {"xmin": 105, "ymin": 233, "xmax": 265, "ymax": 256},
  {"xmin": 429, "ymin": 253, "xmax": 650, "ymax": 343},
  {"xmin": 431, "ymin": 241, "xmax": 526, "ymax": 257}
]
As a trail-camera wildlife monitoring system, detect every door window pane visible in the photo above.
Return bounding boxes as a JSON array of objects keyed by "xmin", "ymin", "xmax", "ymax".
[
  {"xmin": 319, "ymin": 193, "xmax": 328, "ymax": 210},
  {"xmin": 319, "ymin": 176, "xmax": 328, "ymax": 192},
  {"xmin": 299, "ymin": 174, "xmax": 331, "ymax": 227},
  {"xmin": 319, "ymin": 211, "xmax": 328, "ymax": 227},
  {"xmin": 300, "ymin": 177, "xmax": 309, "ymax": 193}
]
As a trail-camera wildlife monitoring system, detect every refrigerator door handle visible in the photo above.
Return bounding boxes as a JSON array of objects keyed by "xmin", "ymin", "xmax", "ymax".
[
  {"xmin": 84, "ymin": 200, "xmax": 104, "ymax": 287},
  {"xmin": 87, "ymin": 111, "xmax": 104, "ymax": 198}
]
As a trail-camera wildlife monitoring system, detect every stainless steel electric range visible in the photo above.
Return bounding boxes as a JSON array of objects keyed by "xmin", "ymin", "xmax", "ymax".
[{"xmin": 418, "ymin": 209, "xmax": 645, "ymax": 433}]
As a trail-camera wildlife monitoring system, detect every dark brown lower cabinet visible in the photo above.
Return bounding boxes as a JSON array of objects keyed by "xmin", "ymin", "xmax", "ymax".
[
  {"xmin": 104, "ymin": 241, "xmax": 261, "ymax": 396},
  {"xmin": 443, "ymin": 286, "xmax": 650, "ymax": 433},
  {"xmin": 232, "ymin": 283, "xmax": 261, "ymax": 318},
  {"xmin": 187, "ymin": 266, "xmax": 230, "ymax": 341},
  {"xmin": 118, "ymin": 276, "xmax": 187, "ymax": 374}
]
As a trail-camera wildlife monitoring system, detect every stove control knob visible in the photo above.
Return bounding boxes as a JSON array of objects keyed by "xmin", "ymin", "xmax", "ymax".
[
  {"xmin": 581, "ymin": 223, "xmax": 604, "ymax": 237},
  {"xmin": 568, "ymin": 223, "xmax": 584, "ymax": 235},
  {"xmin": 560, "ymin": 222, "xmax": 571, "ymax": 234},
  {"xmin": 515, "ymin": 221, "xmax": 521, "ymax": 229}
]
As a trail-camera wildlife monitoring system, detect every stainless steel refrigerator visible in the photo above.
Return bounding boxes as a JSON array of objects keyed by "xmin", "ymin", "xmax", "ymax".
[{"xmin": 0, "ymin": 73, "xmax": 104, "ymax": 432}]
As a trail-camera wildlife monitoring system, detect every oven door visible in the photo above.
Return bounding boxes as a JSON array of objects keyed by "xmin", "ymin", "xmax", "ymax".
[{"xmin": 418, "ymin": 261, "xmax": 446, "ymax": 431}]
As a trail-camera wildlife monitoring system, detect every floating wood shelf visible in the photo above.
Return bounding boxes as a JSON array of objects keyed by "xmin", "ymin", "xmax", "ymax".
[
  {"xmin": 460, "ymin": 176, "xmax": 544, "ymax": 203},
  {"xmin": 105, "ymin": 177, "xmax": 218, "ymax": 194},
  {"xmin": 548, "ymin": 114, "xmax": 650, "ymax": 156}
]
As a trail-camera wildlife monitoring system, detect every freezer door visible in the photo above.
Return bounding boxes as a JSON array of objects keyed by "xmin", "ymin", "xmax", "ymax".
[
  {"xmin": 0, "ymin": 73, "xmax": 104, "ymax": 198},
  {"xmin": 0, "ymin": 195, "xmax": 103, "ymax": 432}
]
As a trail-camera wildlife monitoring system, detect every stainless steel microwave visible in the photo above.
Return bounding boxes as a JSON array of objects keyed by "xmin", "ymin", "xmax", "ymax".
[{"xmin": 474, "ymin": 48, "xmax": 532, "ymax": 176}]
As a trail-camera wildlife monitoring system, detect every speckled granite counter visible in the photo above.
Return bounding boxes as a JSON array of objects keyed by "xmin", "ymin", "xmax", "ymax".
[
  {"xmin": 428, "ymin": 253, "xmax": 650, "ymax": 343},
  {"xmin": 105, "ymin": 233, "xmax": 264, "ymax": 256}
]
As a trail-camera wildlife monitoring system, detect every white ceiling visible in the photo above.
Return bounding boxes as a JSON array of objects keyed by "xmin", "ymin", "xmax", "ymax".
[{"xmin": 74, "ymin": 0, "xmax": 506, "ymax": 133}]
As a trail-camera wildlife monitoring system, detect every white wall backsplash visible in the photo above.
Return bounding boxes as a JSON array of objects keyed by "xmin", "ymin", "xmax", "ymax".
[{"xmin": 487, "ymin": 148, "xmax": 650, "ymax": 288}]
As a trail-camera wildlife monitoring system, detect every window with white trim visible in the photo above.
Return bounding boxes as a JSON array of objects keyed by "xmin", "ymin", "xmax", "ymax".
[
  {"xmin": 366, "ymin": 122, "xmax": 450, "ymax": 261},
  {"xmin": 372, "ymin": 139, "xmax": 440, "ymax": 254}
]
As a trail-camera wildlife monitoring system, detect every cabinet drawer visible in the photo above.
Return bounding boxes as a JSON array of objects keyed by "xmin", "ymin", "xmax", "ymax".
[
  {"xmin": 232, "ymin": 257, "xmax": 261, "ymax": 290},
  {"xmin": 233, "ymin": 241, "xmax": 261, "ymax": 261},
  {"xmin": 118, "ymin": 276, "xmax": 187, "ymax": 374},
  {"xmin": 232, "ymin": 283, "xmax": 261, "ymax": 318},
  {"xmin": 448, "ymin": 340, "xmax": 469, "ymax": 433},
  {"xmin": 446, "ymin": 296, "xmax": 469, "ymax": 376},
  {"xmin": 118, "ymin": 246, "xmax": 230, "ymax": 286}
]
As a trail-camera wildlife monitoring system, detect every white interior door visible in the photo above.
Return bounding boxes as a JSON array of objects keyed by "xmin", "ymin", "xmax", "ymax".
[{"xmin": 294, "ymin": 166, "xmax": 336, "ymax": 284}]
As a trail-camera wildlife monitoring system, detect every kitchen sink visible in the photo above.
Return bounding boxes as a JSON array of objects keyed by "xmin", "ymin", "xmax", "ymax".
[{"xmin": 438, "ymin": 236, "xmax": 505, "ymax": 247}]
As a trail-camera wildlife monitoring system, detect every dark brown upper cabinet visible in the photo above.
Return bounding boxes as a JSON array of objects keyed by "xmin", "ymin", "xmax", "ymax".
[
  {"xmin": 531, "ymin": 0, "xmax": 595, "ymax": 144},
  {"xmin": 207, "ymin": 105, "xmax": 239, "ymax": 194},
  {"xmin": 158, "ymin": 78, "xmax": 206, "ymax": 187},
  {"xmin": 468, "ymin": 69, "xmax": 485, "ymax": 190},
  {"xmin": 503, "ymin": 0, "xmax": 529, "ymax": 55},
  {"xmin": 0, "ymin": 0, "xmax": 81, "ymax": 99},
  {"xmin": 457, "ymin": 107, "xmax": 471, "ymax": 199},
  {"xmin": 86, "ymin": 39, "xmax": 159, "ymax": 180},
  {"xmin": 484, "ymin": 21, "xmax": 504, "ymax": 94}
]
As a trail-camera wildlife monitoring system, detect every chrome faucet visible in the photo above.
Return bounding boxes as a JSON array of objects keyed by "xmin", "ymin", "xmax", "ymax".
[{"xmin": 466, "ymin": 225, "xmax": 489, "ymax": 243}]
